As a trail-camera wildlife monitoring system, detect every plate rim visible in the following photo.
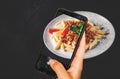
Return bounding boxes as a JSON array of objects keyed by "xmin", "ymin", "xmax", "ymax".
[{"xmin": 43, "ymin": 11, "xmax": 116, "ymax": 59}]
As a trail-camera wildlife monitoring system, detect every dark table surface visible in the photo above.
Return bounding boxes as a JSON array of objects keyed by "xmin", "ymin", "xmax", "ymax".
[{"xmin": 0, "ymin": 0, "xmax": 120, "ymax": 79}]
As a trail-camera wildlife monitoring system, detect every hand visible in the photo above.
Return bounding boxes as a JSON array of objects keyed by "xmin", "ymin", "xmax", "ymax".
[{"xmin": 49, "ymin": 33, "xmax": 86, "ymax": 79}]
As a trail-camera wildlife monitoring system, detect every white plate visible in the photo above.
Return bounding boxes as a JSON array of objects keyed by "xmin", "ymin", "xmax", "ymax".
[{"xmin": 43, "ymin": 11, "xmax": 115, "ymax": 59}]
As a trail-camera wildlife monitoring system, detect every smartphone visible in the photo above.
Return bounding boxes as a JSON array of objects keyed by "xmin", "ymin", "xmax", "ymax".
[{"xmin": 35, "ymin": 8, "xmax": 88, "ymax": 78}]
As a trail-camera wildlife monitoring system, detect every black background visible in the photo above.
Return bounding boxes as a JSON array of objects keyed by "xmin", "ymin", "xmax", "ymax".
[{"xmin": 0, "ymin": 0, "xmax": 120, "ymax": 79}]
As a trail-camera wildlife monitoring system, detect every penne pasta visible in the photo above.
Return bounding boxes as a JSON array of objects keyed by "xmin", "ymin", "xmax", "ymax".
[
  {"xmin": 49, "ymin": 18, "xmax": 108, "ymax": 52},
  {"xmin": 55, "ymin": 40, "xmax": 62, "ymax": 50},
  {"xmin": 89, "ymin": 39, "xmax": 98, "ymax": 49},
  {"xmin": 65, "ymin": 47, "xmax": 74, "ymax": 52},
  {"xmin": 97, "ymin": 30, "xmax": 106, "ymax": 35},
  {"xmin": 61, "ymin": 43, "xmax": 65, "ymax": 51},
  {"xmin": 85, "ymin": 20, "xmax": 108, "ymax": 50}
]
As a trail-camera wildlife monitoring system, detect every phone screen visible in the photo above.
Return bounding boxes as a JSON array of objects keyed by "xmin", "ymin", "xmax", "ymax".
[{"xmin": 35, "ymin": 8, "xmax": 88, "ymax": 78}]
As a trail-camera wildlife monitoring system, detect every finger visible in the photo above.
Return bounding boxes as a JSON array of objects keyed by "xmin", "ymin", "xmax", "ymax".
[
  {"xmin": 68, "ymin": 33, "xmax": 85, "ymax": 74},
  {"xmin": 49, "ymin": 59, "xmax": 70, "ymax": 79},
  {"xmin": 74, "ymin": 32, "xmax": 85, "ymax": 63}
]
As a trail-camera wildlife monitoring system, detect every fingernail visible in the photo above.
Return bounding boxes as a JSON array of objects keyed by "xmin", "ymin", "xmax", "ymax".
[{"xmin": 49, "ymin": 59, "xmax": 56, "ymax": 65}]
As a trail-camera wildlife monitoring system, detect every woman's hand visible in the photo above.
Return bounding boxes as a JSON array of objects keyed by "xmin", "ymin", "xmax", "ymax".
[{"xmin": 49, "ymin": 33, "xmax": 86, "ymax": 79}]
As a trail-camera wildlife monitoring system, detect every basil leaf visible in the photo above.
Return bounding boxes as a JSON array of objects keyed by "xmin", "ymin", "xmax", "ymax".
[{"xmin": 80, "ymin": 23, "xmax": 84, "ymax": 27}]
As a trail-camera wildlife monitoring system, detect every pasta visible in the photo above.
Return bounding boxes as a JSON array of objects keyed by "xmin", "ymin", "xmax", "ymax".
[
  {"xmin": 48, "ymin": 19, "xmax": 108, "ymax": 52},
  {"xmin": 48, "ymin": 18, "xmax": 83, "ymax": 52},
  {"xmin": 85, "ymin": 21, "xmax": 108, "ymax": 50}
]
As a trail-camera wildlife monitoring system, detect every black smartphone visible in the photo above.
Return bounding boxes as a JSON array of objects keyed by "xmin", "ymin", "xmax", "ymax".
[{"xmin": 35, "ymin": 8, "xmax": 88, "ymax": 78}]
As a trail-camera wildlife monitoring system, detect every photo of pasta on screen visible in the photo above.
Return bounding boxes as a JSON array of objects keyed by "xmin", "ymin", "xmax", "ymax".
[{"xmin": 48, "ymin": 19, "xmax": 84, "ymax": 52}]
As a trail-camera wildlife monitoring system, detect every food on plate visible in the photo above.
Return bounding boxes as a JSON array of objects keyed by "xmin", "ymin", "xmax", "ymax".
[
  {"xmin": 85, "ymin": 21, "xmax": 108, "ymax": 50},
  {"xmin": 48, "ymin": 19, "xmax": 108, "ymax": 52},
  {"xmin": 48, "ymin": 18, "xmax": 84, "ymax": 52}
]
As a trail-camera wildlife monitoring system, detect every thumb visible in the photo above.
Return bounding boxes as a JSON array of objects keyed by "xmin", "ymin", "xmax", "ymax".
[{"xmin": 49, "ymin": 59, "xmax": 70, "ymax": 79}]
